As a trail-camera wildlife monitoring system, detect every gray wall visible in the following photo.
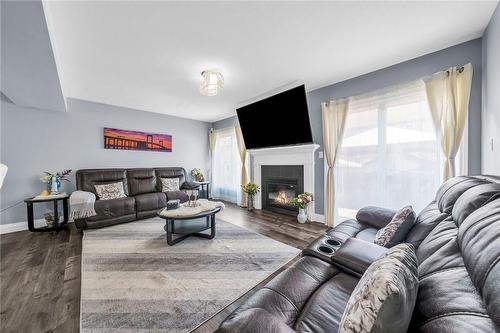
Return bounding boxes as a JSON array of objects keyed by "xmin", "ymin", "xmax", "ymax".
[
  {"xmin": 214, "ymin": 39, "xmax": 483, "ymax": 215},
  {"xmin": 482, "ymin": 3, "xmax": 500, "ymax": 174},
  {"xmin": 1, "ymin": 0, "xmax": 66, "ymax": 112},
  {"xmin": 0, "ymin": 98, "xmax": 210, "ymax": 225}
]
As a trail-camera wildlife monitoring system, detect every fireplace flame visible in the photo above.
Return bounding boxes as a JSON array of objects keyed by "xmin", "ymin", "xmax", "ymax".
[{"xmin": 275, "ymin": 191, "xmax": 291, "ymax": 205}]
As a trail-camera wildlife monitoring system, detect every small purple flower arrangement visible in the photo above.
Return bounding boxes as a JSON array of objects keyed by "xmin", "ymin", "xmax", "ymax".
[{"xmin": 291, "ymin": 192, "xmax": 314, "ymax": 209}]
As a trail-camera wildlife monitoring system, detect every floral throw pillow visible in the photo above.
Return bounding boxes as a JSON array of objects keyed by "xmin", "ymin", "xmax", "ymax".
[
  {"xmin": 161, "ymin": 177, "xmax": 180, "ymax": 192},
  {"xmin": 339, "ymin": 243, "xmax": 419, "ymax": 333},
  {"xmin": 94, "ymin": 182, "xmax": 126, "ymax": 200},
  {"xmin": 374, "ymin": 206, "xmax": 416, "ymax": 247}
]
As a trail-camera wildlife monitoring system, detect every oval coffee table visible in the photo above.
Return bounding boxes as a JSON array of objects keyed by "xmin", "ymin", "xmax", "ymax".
[{"xmin": 157, "ymin": 206, "xmax": 222, "ymax": 245}]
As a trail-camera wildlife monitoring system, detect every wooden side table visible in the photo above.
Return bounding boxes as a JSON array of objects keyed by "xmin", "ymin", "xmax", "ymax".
[{"xmin": 24, "ymin": 194, "xmax": 69, "ymax": 232}]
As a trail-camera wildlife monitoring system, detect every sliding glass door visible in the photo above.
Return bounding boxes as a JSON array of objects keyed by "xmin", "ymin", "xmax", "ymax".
[{"xmin": 334, "ymin": 81, "xmax": 441, "ymax": 221}]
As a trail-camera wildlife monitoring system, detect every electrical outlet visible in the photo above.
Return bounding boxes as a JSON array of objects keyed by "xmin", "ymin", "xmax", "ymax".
[{"xmin": 319, "ymin": 151, "xmax": 324, "ymax": 159}]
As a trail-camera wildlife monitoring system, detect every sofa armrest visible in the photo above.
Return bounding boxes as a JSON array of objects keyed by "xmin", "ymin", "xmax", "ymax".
[
  {"xmin": 216, "ymin": 308, "xmax": 296, "ymax": 333},
  {"xmin": 331, "ymin": 238, "xmax": 388, "ymax": 277},
  {"xmin": 180, "ymin": 181, "xmax": 200, "ymax": 190},
  {"xmin": 356, "ymin": 206, "xmax": 396, "ymax": 229}
]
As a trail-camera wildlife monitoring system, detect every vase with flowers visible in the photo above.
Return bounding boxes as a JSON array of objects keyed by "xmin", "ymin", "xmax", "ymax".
[
  {"xmin": 40, "ymin": 170, "xmax": 72, "ymax": 195},
  {"xmin": 291, "ymin": 192, "xmax": 314, "ymax": 224},
  {"xmin": 241, "ymin": 183, "xmax": 260, "ymax": 211},
  {"xmin": 191, "ymin": 168, "xmax": 205, "ymax": 182}
]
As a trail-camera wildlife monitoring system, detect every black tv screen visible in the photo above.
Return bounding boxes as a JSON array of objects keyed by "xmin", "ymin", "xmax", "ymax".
[{"xmin": 236, "ymin": 85, "xmax": 313, "ymax": 149}]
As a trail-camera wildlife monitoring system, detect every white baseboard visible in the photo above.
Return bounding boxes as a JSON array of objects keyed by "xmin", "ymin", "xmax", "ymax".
[
  {"xmin": 0, "ymin": 219, "xmax": 73, "ymax": 234},
  {"xmin": 311, "ymin": 213, "xmax": 325, "ymax": 224}
]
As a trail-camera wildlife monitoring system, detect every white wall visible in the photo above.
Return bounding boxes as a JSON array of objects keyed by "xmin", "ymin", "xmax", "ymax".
[{"xmin": 482, "ymin": 4, "xmax": 500, "ymax": 174}]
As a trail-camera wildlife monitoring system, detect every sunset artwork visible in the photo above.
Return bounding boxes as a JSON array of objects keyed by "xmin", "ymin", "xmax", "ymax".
[{"xmin": 103, "ymin": 127, "xmax": 172, "ymax": 152}]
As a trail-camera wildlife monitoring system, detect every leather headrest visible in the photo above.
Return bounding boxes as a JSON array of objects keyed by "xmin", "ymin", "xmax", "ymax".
[
  {"xmin": 452, "ymin": 183, "xmax": 500, "ymax": 226},
  {"xmin": 458, "ymin": 199, "xmax": 500, "ymax": 328},
  {"xmin": 127, "ymin": 168, "xmax": 155, "ymax": 179},
  {"xmin": 435, "ymin": 177, "xmax": 489, "ymax": 214}
]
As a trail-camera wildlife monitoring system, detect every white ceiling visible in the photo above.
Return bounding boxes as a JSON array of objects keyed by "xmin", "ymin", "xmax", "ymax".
[{"xmin": 44, "ymin": 1, "xmax": 498, "ymax": 122}]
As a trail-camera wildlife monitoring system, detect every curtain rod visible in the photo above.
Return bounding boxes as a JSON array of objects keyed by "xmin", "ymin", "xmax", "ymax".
[{"xmin": 447, "ymin": 65, "xmax": 465, "ymax": 75}]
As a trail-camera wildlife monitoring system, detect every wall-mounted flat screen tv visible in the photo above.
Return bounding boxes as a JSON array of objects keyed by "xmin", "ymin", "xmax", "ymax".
[{"xmin": 236, "ymin": 85, "xmax": 313, "ymax": 149}]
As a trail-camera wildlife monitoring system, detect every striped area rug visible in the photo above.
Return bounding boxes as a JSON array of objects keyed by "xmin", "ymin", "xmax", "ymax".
[{"xmin": 81, "ymin": 217, "xmax": 300, "ymax": 332}]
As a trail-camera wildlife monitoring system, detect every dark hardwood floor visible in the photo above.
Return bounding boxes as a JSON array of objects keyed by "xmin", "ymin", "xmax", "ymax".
[{"xmin": 0, "ymin": 203, "xmax": 328, "ymax": 333}]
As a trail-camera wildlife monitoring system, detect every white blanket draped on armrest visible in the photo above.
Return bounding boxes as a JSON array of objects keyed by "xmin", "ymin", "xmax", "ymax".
[{"xmin": 70, "ymin": 190, "xmax": 97, "ymax": 220}]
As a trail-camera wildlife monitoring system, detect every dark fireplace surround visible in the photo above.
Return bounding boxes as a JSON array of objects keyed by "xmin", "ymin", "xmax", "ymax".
[{"xmin": 261, "ymin": 165, "xmax": 304, "ymax": 215}]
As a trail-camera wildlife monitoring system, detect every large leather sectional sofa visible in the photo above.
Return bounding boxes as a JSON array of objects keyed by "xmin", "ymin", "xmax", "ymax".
[
  {"xmin": 74, "ymin": 167, "xmax": 198, "ymax": 229},
  {"xmin": 217, "ymin": 176, "xmax": 500, "ymax": 333}
]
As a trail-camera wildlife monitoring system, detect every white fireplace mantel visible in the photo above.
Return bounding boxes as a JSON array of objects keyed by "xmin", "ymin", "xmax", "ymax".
[{"xmin": 248, "ymin": 144, "xmax": 320, "ymax": 216}]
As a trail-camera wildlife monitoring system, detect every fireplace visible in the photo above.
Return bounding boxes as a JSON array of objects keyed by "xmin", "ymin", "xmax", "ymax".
[{"xmin": 262, "ymin": 165, "xmax": 304, "ymax": 215}]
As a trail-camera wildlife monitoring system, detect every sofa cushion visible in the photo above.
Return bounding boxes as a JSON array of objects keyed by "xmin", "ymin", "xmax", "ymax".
[
  {"xmin": 293, "ymin": 272, "xmax": 359, "ymax": 333},
  {"xmin": 356, "ymin": 206, "xmax": 396, "ymax": 229},
  {"xmin": 135, "ymin": 192, "xmax": 167, "ymax": 212},
  {"xmin": 339, "ymin": 244, "xmax": 418, "ymax": 333},
  {"xmin": 326, "ymin": 219, "xmax": 375, "ymax": 243},
  {"xmin": 451, "ymin": 183, "xmax": 500, "ymax": 226},
  {"xmin": 435, "ymin": 176, "xmax": 489, "ymax": 214},
  {"xmin": 409, "ymin": 196, "xmax": 500, "ymax": 332},
  {"xmin": 76, "ymin": 169, "xmax": 129, "ymax": 196},
  {"xmin": 458, "ymin": 199, "xmax": 500, "ymax": 329},
  {"xmin": 374, "ymin": 206, "xmax": 416, "ymax": 247},
  {"xmin": 216, "ymin": 256, "xmax": 339, "ymax": 332},
  {"xmin": 154, "ymin": 167, "xmax": 187, "ymax": 191},
  {"xmin": 94, "ymin": 181, "xmax": 127, "ymax": 200},
  {"xmin": 127, "ymin": 168, "xmax": 157, "ymax": 195},
  {"xmin": 86, "ymin": 196, "xmax": 136, "ymax": 222},
  {"xmin": 404, "ymin": 201, "xmax": 449, "ymax": 249},
  {"xmin": 161, "ymin": 177, "xmax": 180, "ymax": 192},
  {"xmin": 166, "ymin": 190, "xmax": 189, "ymax": 203}
]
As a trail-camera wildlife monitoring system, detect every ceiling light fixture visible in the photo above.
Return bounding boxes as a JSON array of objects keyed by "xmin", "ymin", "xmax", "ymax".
[{"xmin": 200, "ymin": 70, "xmax": 224, "ymax": 96}]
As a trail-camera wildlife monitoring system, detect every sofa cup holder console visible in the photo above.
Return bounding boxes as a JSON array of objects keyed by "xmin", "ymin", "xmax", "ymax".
[
  {"xmin": 302, "ymin": 235, "xmax": 343, "ymax": 262},
  {"xmin": 317, "ymin": 245, "xmax": 335, "ymax": 254},
  {"xmin": 325, "ymin": 238, "xmax": 342, "ymax": 247}
]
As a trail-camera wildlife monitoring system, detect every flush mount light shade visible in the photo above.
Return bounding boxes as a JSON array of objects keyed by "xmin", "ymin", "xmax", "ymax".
[{"xmin": 200, "ymin": 70, "xmax": 224, "ymax": 96}]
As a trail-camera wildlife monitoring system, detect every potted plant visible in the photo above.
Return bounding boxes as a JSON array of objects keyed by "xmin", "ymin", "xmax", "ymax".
[
  {"xmin": 44, "ymin": 212, "xmax": 57, "ymax": 228},
  {"xmin": 241, "ymin": 183, "xmax": 260, "ymax": 211},
  {"xmin": 191, "ymin": 168, "xmax": 205, "ymax": 182},
  {"xmin": 40, "ymin": 169, "xmax": 71, "ymax": 194},
  {"xmin": 291, "ymin": 192, "xmax": 314, "ymax": 224}
]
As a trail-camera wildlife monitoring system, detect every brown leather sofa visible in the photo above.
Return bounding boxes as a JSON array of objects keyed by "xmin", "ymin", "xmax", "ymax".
[
  {"xmin": 74, "ymin": 167, "xmax": 198, "ymax": 229},
  {"xmin": 217, "ymin": 176, "xmax": 500, "ymax": 333}
]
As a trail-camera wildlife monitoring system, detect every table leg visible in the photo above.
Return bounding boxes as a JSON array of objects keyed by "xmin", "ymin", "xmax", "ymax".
[
  {"xmin": 210, "ymin": 213, "xmax": 216, "ymax": 239},
  {"xmin": 166, "ymin": 219, "xmax": 190, "ymax": 246},
  {"xmin": 27, "ymin": 203, "xmax": 35, "ymax": 232},
  {"xmin": 53, "ymin": 200, "xmax": 59, "ymax": 224},
  {"xmin": 166, "ymin": 219, "xmax": 173, "ymax": 245},
  {"xmin": 63, "ymin": 198, "xmax": 69, "ymax": 223}
]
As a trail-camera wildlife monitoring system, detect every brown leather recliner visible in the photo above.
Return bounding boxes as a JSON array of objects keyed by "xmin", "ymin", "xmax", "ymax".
[{"xmin": 74, "ymin": 167, "xmax": 199, "ymax": 229}]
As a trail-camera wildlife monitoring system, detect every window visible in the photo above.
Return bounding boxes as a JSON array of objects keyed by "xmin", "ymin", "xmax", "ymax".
[
  {"xmin": 211, "ymin": 127, "xmax": 242, "ymax": 204},
  {"xmin": 334, "ymin": 81, "xmax": 441, "ymax": 221}
]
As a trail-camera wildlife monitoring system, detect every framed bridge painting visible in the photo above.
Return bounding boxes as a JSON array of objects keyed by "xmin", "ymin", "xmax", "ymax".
[{"xmin": 103, "ymin": 127, "xmax": 172, "ymax": 152}]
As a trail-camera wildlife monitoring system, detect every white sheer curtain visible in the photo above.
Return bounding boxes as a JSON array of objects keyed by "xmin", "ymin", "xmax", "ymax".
[
  {"xmin": 211, "ymin": 127, "xmax": 242, "ymax": 204},
  {"xmin": 424, "ymin": 63, "xmax": 473, "ymax": 181},
  {"xmin": 334, "ymin": 80, "xmax": 441, "ymax": 221}
]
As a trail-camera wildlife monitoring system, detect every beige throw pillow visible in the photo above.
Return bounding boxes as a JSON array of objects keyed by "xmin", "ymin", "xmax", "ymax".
[
  {"xmin": 339, "ymin": 243, "xmax": 419, "ymax": 333},
  {"xmin": 94, "ymin": 182, "xmax": 126, "ymax": 200},
  {"xmin": 374, "ymin": 206, "xmax": 416, "ymax": 247},
  {"xmin": 161, "ymin": 177, "xmax": 180, "ymax": 192}
]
